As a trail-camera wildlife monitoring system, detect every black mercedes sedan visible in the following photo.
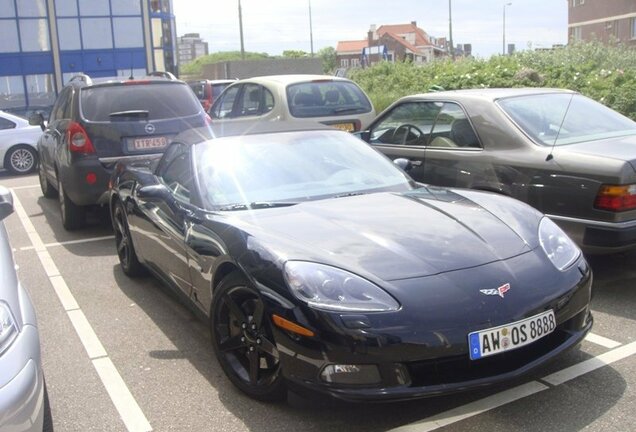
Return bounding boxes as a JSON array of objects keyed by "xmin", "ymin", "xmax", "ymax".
[{"xmin": 109, "ymin": 123, "xmax": 592, "ymax": 402}]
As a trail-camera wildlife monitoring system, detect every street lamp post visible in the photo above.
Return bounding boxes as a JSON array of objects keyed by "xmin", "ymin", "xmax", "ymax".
[
  {"xmin": 238, "ymin": 0, "xmax": 245, "ymax": 60},
  {"xmin": 309, "ymin": 0, "xmax": 314, "ymax": 57},
  {"xmin": 448, "ymin": 0, "xmax": 455, "ymax": 59},
  {"xmin": 503, "ymin": 2, "xmax": 512, "ymax": 55}
]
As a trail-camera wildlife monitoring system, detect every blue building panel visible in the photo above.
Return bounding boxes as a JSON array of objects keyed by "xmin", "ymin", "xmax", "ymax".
[
  {"xmin": 0, "ymin": 55, "xmax": 24, "ymax": 75},
  {"xmin": 60, "ymin": 52, "xmax": 85, "ymax": 73},
  {"xmin": 114, "ymin": 49, "xmax": 147, "ymax": 70},
  {"xmin": 82, "ymin": 51, "xmax": 116, "ymax": 72},
  {"xmin": 20, "ymin": 53, "xmax": 55, "ymax": 74}
]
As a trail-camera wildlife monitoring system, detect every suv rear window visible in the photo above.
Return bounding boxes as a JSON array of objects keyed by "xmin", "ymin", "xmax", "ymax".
[
  {"xmin": 81, "ymin": 82, "xmax": 202, "ymax": 121},
  {"xmin": 286, "ymin": 81, "xmax": 372, "ymax": 118}
]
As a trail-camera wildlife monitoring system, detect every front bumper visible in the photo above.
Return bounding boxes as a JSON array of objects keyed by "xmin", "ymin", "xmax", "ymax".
[{"xmin": 267, "ymin": 252, "xmax": 593, "ymax": 402}]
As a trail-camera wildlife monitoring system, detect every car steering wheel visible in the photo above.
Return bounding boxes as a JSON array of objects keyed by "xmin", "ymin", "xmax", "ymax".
[{"xmin": 392, "ymin": 124, "xmax": 424, "ymax": 145}]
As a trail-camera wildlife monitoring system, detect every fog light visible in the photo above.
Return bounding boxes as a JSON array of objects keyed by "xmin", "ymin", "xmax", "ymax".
[
  {"xmin": 86, "ymin": 172, "xmax": 97, "ymax": 184},
  {"xmin": 320, "ymin": 364, "xmax": 381, "ymax": 385}
]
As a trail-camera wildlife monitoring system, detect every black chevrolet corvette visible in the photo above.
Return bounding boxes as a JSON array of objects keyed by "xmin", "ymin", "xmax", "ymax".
[{"xmin": 109, "ymin": 123, "xmax": 592, "ymax": 402}]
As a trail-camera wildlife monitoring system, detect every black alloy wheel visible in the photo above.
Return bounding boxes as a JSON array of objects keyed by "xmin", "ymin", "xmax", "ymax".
[
  {"xmin": 113, "ymin": 200, "xmax": 145, "ymax": 277},
  {"xmin": 5, "ymin": 145, "xmax": 37, "ymax": 174},
  {"xmin": 57, "ymin": 177, "xmax": 85, "ymax": 230},
  {"xmin": 39, "ymin": 160, "xmax": 56, "ymax": 198},
  {"xmin": 211, "ymin": 273, "xmax": 286, "ymax": 401}
]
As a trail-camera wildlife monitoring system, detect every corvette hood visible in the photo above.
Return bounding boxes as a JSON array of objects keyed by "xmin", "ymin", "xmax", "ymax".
[{"xmin": 233, "ymin": 188, "xmax": 539, "ymax": 281}]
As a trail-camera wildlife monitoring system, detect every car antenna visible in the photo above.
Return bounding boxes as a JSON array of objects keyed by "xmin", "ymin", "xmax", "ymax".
[{"xmin": 546, "ymin": 92, "xmax": 575, "ymax": 161}]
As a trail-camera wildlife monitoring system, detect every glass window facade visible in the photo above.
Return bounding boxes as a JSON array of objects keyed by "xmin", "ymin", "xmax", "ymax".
[
  {"xmin": 0, "ymin": 20, "xmax": 20, "ymax": 53},
  {"xmin": 19, "ymin": 19, "xmax": 50, "ymax": 52},
  {"xmin": 56, "ymin": 0, "xmax": 78, "ymax": 16},
  {"xmin": 17, "ymin": 0, "xmax": 47, "ymax": 17},
  {"xmin": 113, "ymin": 17, "xmax": 143, "ymax": 48},
  {"xmin": 0, "ymin": 0, "xmax": 16, "ymax": 18},
  {"xmin": 26, "ymin": 74, "xmax": 56, "ymax": 106},
  {"xmin": 78, "ymin": 0, "xmax": 110, "ymax": 16},
  {"xmin": 111, "ymin": 0, "xmax": 141, "ymax": 15},
  {"xmin": 81, "ymin": 18, "xmax": 113, "ymax": 49},
  {"xmin": 1, "ymin": 0, "xmax": 177, "ymax": 111},
  {"xmin": 57, "ymin": 18, "xmax": 81, "ymax": 50},
  {"xmin": 0, "ymin": 76, "xmax": 26, "ymax": 108}
]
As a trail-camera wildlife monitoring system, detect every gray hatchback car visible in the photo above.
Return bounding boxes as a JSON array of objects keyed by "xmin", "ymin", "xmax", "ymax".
[
  {"xmin": 0, "ymin": 186, "xmax": 50, "ymax": 431},
  {"xmin": 359, "ymin": 88, "xmax": 636, "ymax": 254}
]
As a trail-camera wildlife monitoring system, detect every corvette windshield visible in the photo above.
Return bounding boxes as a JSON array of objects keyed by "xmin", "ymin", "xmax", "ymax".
[
  {"xmin": 498, "ymin": 93, "xmax": 636, "ymax": 146},
  {"xmin": 195, "ymin": 130, "xmax": 413, "ymax": 209}
]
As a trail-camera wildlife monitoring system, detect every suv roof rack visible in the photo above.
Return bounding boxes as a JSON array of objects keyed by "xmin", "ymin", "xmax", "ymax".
[
  {"xmin": 146, "ymin": 71, "xmax": 177, "ymax": 80},
  {"xmin": 68, "ymin": 73, "xmax": 93, "ymax": 86}
]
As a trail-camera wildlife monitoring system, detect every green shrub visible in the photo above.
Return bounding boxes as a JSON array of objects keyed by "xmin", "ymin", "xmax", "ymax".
[{"xmin": 350, "ymin": 41, "xmax": 636, "ymax": 119}]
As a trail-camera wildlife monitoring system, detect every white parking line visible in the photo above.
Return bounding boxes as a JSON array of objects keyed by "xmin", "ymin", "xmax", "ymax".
[
  {"xmin": 11, "ymin": 191, "xmax": 152, "ymax": 432},
  {"xmin": 390, "ymin": 382, "xmax": 549, "ymax": 432},
  {"xmin": 542, "ymin": 341, "xmax": 636, "ymax": 386},
  {"xmin": 584, "ymin": 332, "xmax": 622, "ymax": 349},
  {"xmin": 19, "ymin": 235, "xmax": 115, "ymax": 251},
  {"xmin": 390, "ymin": 340, "xmax": 636, "ymax": 431},
  {"xmin": 10, "ymin": 184, "xmax": 40, "ymax": 190}
]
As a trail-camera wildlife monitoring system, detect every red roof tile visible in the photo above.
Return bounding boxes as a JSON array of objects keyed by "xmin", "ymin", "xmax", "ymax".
[{"xmin": 336, "ymin": 40, "xmax": 368, "ymax": 53}]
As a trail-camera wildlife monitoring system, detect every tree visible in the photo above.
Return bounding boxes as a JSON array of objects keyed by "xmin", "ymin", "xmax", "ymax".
[
  {"xmin": 282, "ymin": 50, "xmax": 309, "ymax": 58},
  {"xmin": 318, "ymin": 46, "xmax": 337, "ymax": 74}
]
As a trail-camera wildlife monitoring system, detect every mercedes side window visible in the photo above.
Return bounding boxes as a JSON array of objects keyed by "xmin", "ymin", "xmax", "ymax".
[
  {"xmin": 370, "ymin": 102, "xmax": 441, "ymax": 145},
  {"xmin": 429, "ymin": 103, "xmax": 480, "ymax": 148},
  {"xmin": 211, "ymin": 85, "xmax": 240, "ymax": 119}
]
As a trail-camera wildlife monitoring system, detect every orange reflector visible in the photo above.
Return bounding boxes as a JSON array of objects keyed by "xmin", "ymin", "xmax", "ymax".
[{"xmin": 272, "ymin": 314, "xmax": 315, "ymax": 337}]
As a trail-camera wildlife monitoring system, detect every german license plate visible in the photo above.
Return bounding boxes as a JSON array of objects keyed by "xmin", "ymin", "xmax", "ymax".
[
  {"xmin": 331, "ymin": 122, "xmax": 355, "ymax": 132},
  {"xmin": 129, "ymin": 136, "xmax": 169, "ymax": 151},
  {"xmin": 468, "ymin": 310, "xmax": 556, "ymax": 360}
]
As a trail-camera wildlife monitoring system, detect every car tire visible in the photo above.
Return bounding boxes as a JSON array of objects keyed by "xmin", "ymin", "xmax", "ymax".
[
  {"xmin": 211, "ymin": 272, "xmax": 286, "ymax": 402},
  {"xmin": 4, "ymin": 144, "xmax": 37, "ymax": 175},
  {"xmin": 39, "ymin": 161, "xmax": 57, "ymax": 198},
  {"xmin": 57, "ymin": 177, "xmax": 85, "ymax": 230},
  {"xmin": 113, "ymin": 199, "xmax": 145, "ymax": 277}
]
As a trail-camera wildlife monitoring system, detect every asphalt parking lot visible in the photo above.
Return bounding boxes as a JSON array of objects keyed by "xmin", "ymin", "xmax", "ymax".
[{"xmin": 3, "ymin": 170, "xmax": 636, "ymax": 432}]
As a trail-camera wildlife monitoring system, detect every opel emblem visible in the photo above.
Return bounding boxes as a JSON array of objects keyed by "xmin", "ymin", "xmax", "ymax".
[
  {"xmin": 479, "ymin": 283, "xmax": 511, "ymax": 298},
  {"xmin": 145, "ymin": 123, "xmax": 155, "ymax": 134}
]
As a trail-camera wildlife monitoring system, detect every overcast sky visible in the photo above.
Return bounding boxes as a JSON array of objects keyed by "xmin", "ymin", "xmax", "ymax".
[{"xmin": 173, "ymin": 0, "xmax": 568, "ymax": 58}]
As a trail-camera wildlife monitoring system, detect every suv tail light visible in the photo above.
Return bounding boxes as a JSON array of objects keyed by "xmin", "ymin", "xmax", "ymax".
[
  {"xmin": 594, "ymin": 184, "xmax": 636, "ymax": 212},
  {"xmin": 67, "ymin": 122, "xmax": 95, "ymax": 154}
]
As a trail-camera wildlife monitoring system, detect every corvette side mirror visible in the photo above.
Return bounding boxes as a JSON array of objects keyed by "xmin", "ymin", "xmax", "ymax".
[{"xmin": 136, "ymin": 184, "xmax": 173, "ymax": 203}]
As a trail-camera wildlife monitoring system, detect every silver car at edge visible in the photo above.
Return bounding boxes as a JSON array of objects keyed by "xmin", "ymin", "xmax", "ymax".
[{"xmin": 0, "ymin": 186, "xmax": 50, "ymax": 432}]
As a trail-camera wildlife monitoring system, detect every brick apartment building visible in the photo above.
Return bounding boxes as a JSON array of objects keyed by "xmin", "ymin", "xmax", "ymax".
[
  {"xmin": 569, "ymin": 0, "xmax": 636, "ymax": 46},
  {"xmin": 336, "ymin": 22, "xmax": 452, "ymax": 69}
]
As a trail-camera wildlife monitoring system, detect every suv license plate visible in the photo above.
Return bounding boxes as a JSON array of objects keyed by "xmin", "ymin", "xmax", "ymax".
[
  {"xmin": 130, "ymin": 136, "xmax": 169, "ymax": 151},
  {"xmin": 468, "ymin": 310, "xmax": 556, "ymax": 360}
]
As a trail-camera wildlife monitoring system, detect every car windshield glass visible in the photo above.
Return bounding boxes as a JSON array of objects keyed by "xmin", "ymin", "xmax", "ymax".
[
  {"xmin": 81, "ymin": 83, "xmax": 201, "ymax": 121},
  {"xmin": 195, "ymin": 130, "xmax": 413, "ymax": 209},
  {"xmin": 498, "ymin": 93, "xmax": 636, "ymax": 146},
  {"xmin": 286, "ymin": 81, "xmax": 372, "ymax": 118}
]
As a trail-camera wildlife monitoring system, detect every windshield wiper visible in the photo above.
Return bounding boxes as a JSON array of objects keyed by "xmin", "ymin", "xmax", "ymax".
[
  {"xmin": 332, "ymin": 107, "xmax": 365, "ymax": 114},
  {"xmin": 218, "ymin": 201, "xmax": 298, "ymax": 211},
  {"xmin": 109, "ymin": 110, "xmax": 150, "ymax": 119},
  {"xmin": 332, "ymin": 192, "xmax": 366, "ymax": 198}
]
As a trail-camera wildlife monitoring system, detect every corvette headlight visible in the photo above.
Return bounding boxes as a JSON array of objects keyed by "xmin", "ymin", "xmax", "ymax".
[
  {"xmin": 539, "ymin": 217, "xmax": 580, "ymax": 271},
  {"xmin": 0, "ymin": 301, "xmax": 19, "ymax": 356},
  {"xmin": 283, "ymin": 261, "xmax": 400, "ymax": 312}
]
